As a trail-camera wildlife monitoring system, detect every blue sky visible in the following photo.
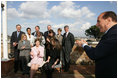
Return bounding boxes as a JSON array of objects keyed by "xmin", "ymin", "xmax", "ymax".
[{"xmin": 2, "ymin": 1, "xmax": 117, "ymax": 37}]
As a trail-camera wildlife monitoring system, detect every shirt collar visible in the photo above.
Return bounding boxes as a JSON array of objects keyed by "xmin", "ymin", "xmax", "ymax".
[
  {"xmin": 105, "ymin": 24, "xmax": 117, "ymax": 34},
  {"xmin": 17, "ymin": 31, "xmax": 20, "ymax": 33},
  {"xmin": 104, "ymin": 26, "xmax": 113, "ymax": 34},
  {"xmin": 66, "ymin": 31, "xmax": 69, "ymax": 34},
  {"xmin": 104, "ymin": 29, "xmax": 109, "ymax": 34}
]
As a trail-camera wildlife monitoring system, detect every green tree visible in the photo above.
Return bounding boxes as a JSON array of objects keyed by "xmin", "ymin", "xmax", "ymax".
[{"xmin": 85, "ymin": 25, "xmax": 104, "ymax": 40}]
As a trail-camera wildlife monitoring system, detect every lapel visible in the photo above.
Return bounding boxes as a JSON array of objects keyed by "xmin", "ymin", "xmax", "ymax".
[
  {"xmin": 64, "ymin": 33, "xmax": 66, "ymax": 38},
  {"xmin": 101, "ymin": 24, "xmax": 117, "ymax": 40},
  {"xmin": 47, "ymin": 31, "xmax": 49, "ymax": 35},
  {"xmin": 15, "ymin": 31, "xmax": 17, "ymax": 38},
  {"xmin": 100, "ymin": 33, "xmax": 107, "ymax": 41}
]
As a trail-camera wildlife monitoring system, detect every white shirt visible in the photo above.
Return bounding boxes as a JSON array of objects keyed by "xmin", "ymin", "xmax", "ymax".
[
  {"xmin": 26, "ymin": 34, "xmax": 35, "ymax": 46},
  {"xmin": 66, "ymin": 32, "xmax": 69, "ymax": 37}
]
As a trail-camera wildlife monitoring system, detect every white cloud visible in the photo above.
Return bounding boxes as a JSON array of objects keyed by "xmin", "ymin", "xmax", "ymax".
[
  {"xmin": 19, "ymin": 1, "xmax": 49, "ymax": 19},
  {"xmin": 7, "ymin": 8, "xmax": 19, "ymax": 20},
  {"xmin": 80, "ymin": 22, "xmax": 91, "ymax": 30},
  {"xmin": 50, "ymin": 1, "xmax": 95, "ymax": 20},
  {"xmin": 51, "ymin": 22, "xmax": 91, "ymax": 37},
  {"xmin": 52, "ymin": 23, "xmax": 75, "ymax": 34},
  {"xmin": 7, "ymin": 1, "xmax": 50, "ymax": 20},
  {"xmin": 68, "ymin": 22, "xmax": 91, "ymax": 37},
  {"xmin": 7, "ymin": 1, "xmax": 95, "ymax": 37},
  {"xmin": 77, "ymin": 22, "xmax": 91, "ymax": 37},
  {"xmin": 7, "ymin": 1, "xmax": 95, "ymax": 20},
  {"xmin": 38, "ymin": 20, "xmax": 52, "ymax": 25}
]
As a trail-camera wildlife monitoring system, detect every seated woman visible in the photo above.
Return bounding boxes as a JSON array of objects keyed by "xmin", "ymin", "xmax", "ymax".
[
  {"xmin": 43, "ymin": 38, "xmax": 61, "ymax": 78},
  {"xmin": 29, "ymin": 38, "xmax": 44, "ymax": 78},
  {"xmin": 18, "ymin": 34, "xmax": 31, "ymax": 75}
]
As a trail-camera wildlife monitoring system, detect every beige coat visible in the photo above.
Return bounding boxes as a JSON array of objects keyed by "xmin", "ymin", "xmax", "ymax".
[{"xmin": 18, "ymin": 40, "xmax": 31, "ymax": 57}]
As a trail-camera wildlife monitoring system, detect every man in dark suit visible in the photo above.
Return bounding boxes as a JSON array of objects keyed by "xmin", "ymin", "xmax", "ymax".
[
  {"xmin": 44, "ymin": 25, "xmax": 55, "ymax": 39},
  {"xmin": 32, "ymin": 25, "xmax": 43, "ymax": 37},
  {"xmin": 11, "ymin": 24, "xmax": 25, "ymax": 73},
  {"xmin": 62, "ymin": 25, "xmax": 75, "ymax": 72},
  {"xmin": 44, "ymin": 25, "xmax": 56, "ymax": 60},
  {"xmin": 76, "ymin": 11, "xmax": 117, "ymax": 78}
]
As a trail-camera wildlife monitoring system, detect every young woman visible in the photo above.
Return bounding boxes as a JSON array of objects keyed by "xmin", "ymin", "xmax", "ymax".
[
  {"xmin": 45, "ymin": 29, "xmax": 55, "ymax": 60},
  {"xmin": 26, "ymin": 27, "xmax": 35, "ymax": 47},
  {"xmin": 18, "ymin": 34, "xmax": 31, "ymax": 75},
  {"xmin": 55, "ymin": 28, "xmax": 63, "ymax": 45},
  {"xmin": 35, "ymin": 31, "xmax": 45, "ymax": 47},
  {"xmin": 43, "ymin": 38, "xmax": 61, "ymax": 78},
  {"xmin": 29, "ymin": 38, "xmax": 44, "ymax": 78}
]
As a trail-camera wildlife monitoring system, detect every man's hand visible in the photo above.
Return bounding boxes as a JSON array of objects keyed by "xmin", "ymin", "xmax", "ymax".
[
  {"xmin": 75, "ymin": 40, "xmax": 88, "ymax": 47},
  {"xmin": 21, "ymin": 46, "xmax": 25, "ymax": 49},
  {"xmin": 13, "ymin": 42, "xmax": 17, "ymax": 47},
  {"xmin": 46, "ymin": 38, "xmax": 50, "ymax": 42}
]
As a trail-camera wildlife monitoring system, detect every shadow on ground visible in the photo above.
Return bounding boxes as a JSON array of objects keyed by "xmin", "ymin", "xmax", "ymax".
[{"xmin": 1, "ymin": 65, "xmax": 95, "ymax": 78}]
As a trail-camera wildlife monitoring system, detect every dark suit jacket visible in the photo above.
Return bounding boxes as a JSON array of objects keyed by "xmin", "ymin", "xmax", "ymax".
[
  {"xmin": 32, "ymin": 31, "xmax": 43, "ymax": 36},
  {"xmin": 84, "ymin": 24, "xmax": 117, "ymax": 78},
  {"xmin": 11, "ymin": 31, "xmax": 25, "ymax": 46},
  {"xmin": 10, "ymin": 31, "xmax": 25, "ymax": 60},
  {"xmin": 62, "ymin": 32, "xmax": 74, "ymax": 62},
  {"xmin": 44, "ymin": 30, "xmax": 56, "ymax": 39}
]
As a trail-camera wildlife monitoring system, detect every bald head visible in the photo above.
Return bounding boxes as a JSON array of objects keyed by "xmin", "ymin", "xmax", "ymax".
[
  {"xmin": 96, "ymin": 11, "xmax": 117, "ymax": 32},
  {"xmin": 47, "ymin": 25, "xmax": 51, "ymax": 31}
]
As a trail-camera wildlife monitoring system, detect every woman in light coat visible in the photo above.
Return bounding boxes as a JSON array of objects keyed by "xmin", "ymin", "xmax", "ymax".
[
  {"xmin": 18, "ymin": 34, "xmax": 31, "ymax": 75},
  {"xmin": 29, "ymin": 38, "xmax": 44, "ymax": 78}
]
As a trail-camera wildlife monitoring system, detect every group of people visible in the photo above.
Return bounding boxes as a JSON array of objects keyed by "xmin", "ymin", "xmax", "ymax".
[
  {"xmin": 10, "ymin": 11, "xmax": 117, "ymax": 78},
  {"xmin": 11, "ymin": 24, "xmax": 74, "ymax": 77}
]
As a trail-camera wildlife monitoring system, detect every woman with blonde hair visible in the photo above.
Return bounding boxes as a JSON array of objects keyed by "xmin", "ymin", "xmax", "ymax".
[
  {"xmin": 18, "ymin": 34, "xmax": 31, "ymax": 75},
  {"xmin": 55, "ymin": 28, "xmax": 63, "ymax": 45}
]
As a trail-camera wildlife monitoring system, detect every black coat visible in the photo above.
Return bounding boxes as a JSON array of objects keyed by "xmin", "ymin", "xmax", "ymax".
[
  {"xmin": 44, "ymin": 31, "xmax": 56, "ymax": 39},
  {"xmin": 32, "ymin": 31, "xmax": 43, "ymax": 36},
  {"xmin": 84, "ymin": 24, "xmax": 117, "ymax": 78},
  {"xmin": 10, "ymin": 31, "xmax": 25, "ymax": 60},
  {"xmin": 62, "ymin": 32, "xmax": 74, "ymax": 63},
  {"xmin": 11, "ymin": 31, "xmax": 25, "ymax": 46}
]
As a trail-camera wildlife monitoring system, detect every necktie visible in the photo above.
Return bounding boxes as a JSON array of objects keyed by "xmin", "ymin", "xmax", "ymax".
[{"xmin": 17, "ymin": 32, "xmax": 20, "ymax": 37}]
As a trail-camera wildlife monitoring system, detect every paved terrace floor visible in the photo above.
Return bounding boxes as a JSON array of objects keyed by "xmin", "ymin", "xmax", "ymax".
[{"xmin": 2, "ymin": 65, "xmax": 95, "ymax": 78}]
